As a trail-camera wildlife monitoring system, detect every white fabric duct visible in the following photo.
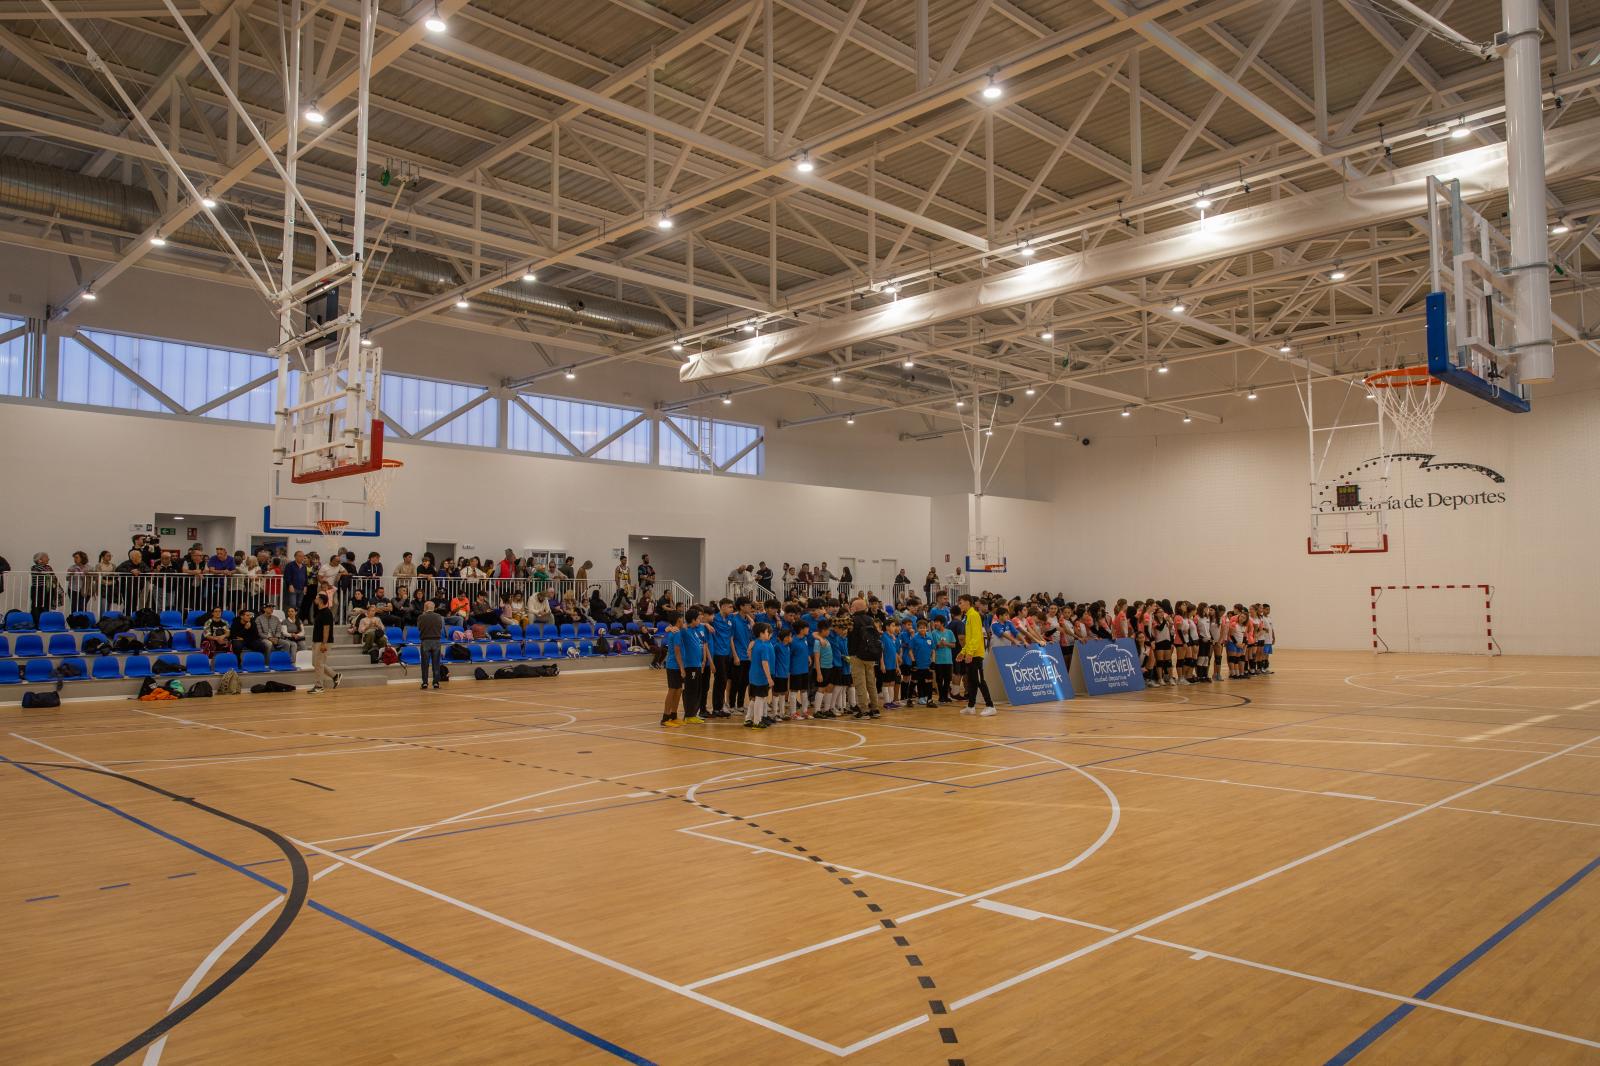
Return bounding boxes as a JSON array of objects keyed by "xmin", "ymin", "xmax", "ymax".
[{"xmin": 682, "ymin": 117, "xmax": 1600, "ymax": 382}]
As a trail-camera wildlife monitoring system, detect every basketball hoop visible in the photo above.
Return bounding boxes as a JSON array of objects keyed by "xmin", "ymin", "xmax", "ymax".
[
  {"xmin": 362, "ymin": 458, "xmax": 404, "ymax": 510},
  {"xmin": 1364, "ymin": 366, "xmax": 1446, "ymax": 449},
  {"xmin": 314, "ymin": 518, "xmax": 349, "ymax": 548},
  {"xmin": 1332, "ymin": 543, "xmax": 1354, "ymax": 554}
]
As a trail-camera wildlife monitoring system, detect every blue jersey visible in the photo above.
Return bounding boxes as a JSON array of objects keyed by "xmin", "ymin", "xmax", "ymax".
[
  {"xmin": 789, "ymin": 635, "xmax": 813, "ymax": 676},
  {"xmin": 773, "ymin": 640, "xmax": 793, "ymax": 676},
  {"xmin": 710, "ymin": 613, "xmax": 733, "ymax": 656},
  {"xmin": 880, "ymin": 631, "xmax": 898, "ymax": 671},
  {"xmin": 830, "ymin": 633, "xmax": 850, "ymax": 675},
  {"xmin": 662, "ymin": 628, "xmax": 684, "ymax": 670},
  {"xmin": 911, "ymin": 634, "xmax": 933, "ymax": 669},
  {"xmin": 991, "ymin": 620, "xmax": 1017, "ymax": 641},
  {"xmin": 899, "ymin": 634, "xmax": 915, "ymax": 668},
  {"xmin": 929, "ymin": 605, "xmax": 951, "ymax": 624},
  {"xmin": 680, "ymin": 624, "xmax": 706, "ymax": 668},
  {"xmin": 731, "ymin": 615, "xmax": 752, "ymax": 661},
  {"xmin": 748, "ymin": 638, "xmax": 776, "ymax": 685},
  {"xmin": 816, "ymin": 636, "xmax": 834, "ymax": 670},
  {"xmin": 932, "ymin": 628, "xmax": 955, "ymax": 665}
]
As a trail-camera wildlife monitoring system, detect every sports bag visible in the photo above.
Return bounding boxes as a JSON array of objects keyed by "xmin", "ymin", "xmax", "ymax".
[
  {"xmin": 446, "ymin": 643, "xmax": 471, "ymax": 661},
  {"xmin": 166, "ymin": 680, "xmax": 186, "ymax": 697},
  {"xmin": 98, "ymin": 615, "xmax": 133, "ymax": 638},
  {"xmin": 81, "ymin": 636, "xmax": 111, "ymax": 655},
  {"xmin": 474, "ymin": 666, "xmax": 491, "ymax": 681},
  {"xmin": 21, "ymin": 691, "xmax": 61, "ymax": 709},
  {"xmin": 379, "ymin": 646, "xmax": 400, "ymax": 665},
  {"xmin": 216, "ymin": 670, "xmax": 242, "ymax": 696},
  {"xmin": 67, "ymin": 612, "xmax": 94, "ymax": 630},
  {"xmin": 186, "ymin": 680, "xmax": 214, "ymax": 698},
  {"xmin": 133, "ymin": 608, "xmax": 160, "ymax": 628},
  {"xmin": 143, "ymin": 627, "xmax": 172, "ymax": 649},
  {"xmin": 533, "ymin": 663, "xmax": 559, "ymax": 677},
  {"xmin": 593, "ymin": 634, "xmax": 610, "ymax": 655},
  {"xmin": 152, "ymin": 658, "xmax": 183, "ymax": 675},
  {"xmin": 113, "ymin": 635, "xmax": 145, "ymax": 653},
  {"xmin": 53, "ymin": 660, "xmax": 84, "ymax": 679},
  {"xmin": 250, "ymin": 680, "xmax": 297, "ymax": 694}
]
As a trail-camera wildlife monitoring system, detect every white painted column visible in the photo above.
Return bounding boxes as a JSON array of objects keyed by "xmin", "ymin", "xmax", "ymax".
[{"xmin": 1502, "ymin": 0, "xmax": 1555, "ymax": 382}]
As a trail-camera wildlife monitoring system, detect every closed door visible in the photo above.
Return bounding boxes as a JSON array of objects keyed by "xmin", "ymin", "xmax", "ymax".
[{"xmin": 877, "ymin": 558, "xmax": 897, "ymax": 598}]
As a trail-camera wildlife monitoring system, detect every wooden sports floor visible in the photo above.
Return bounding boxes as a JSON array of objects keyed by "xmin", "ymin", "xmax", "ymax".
[{"xmin": 3, "ymin": 651, "xmax": 1599, "ymax": 1065}]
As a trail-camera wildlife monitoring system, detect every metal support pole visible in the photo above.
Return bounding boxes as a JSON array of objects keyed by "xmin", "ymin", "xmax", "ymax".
[{"xmin": 1502, "ymin": 0, "xmax": 1554, "ymax": 382}]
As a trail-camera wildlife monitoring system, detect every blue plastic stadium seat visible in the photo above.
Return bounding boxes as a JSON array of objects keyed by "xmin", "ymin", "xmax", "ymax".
[
  {"xmin": 171, "ymin": 630, "xmax": 197, "ymax": 652},
  {"xmin": 15, "ymin": 634, "xmax": 45, "ymax": 657},
  {"xmin": 403, "ymin": 626, "xmax": 420, "ymax": 645},
  {"xmin": 542, "ymin": 641, "xmax": 560, "ymax": 659},
  {"xmin": 399, "ymin": 646, "xmax": 420, "ymax": 666},
  {"xmin": 577, "ymin": 640, "xmax": 594, "ymax": 657},
  {"xmin": 240, "ymin": 652, "xmax": 269, "ymax": 674},
  {"xmin": 575, "ymin": 622, "xmax": 594, "ymax": 638},
  {"xmin": 123, "ymin": 655, "xmax": 152, "ymax": 678},
  {"xmin": 467, "ymin": 644, "xmax": 486, "ymax": 662},
  {"xmin": 186, "ymin": 610, "xmax": 207, "ymax": 627},
  {"xmin": 0, "ymin": 635, "xmax": 8, "ymax": 657},
  {"xmin": 69, "ymin": 612, "xmax": 97, "ymax": 630},
  {"xmin": 558, "ymin": 623, "xmax": 576, "ymax": 639},
  {"xmin": 5, "ymin": 612, "xmax": 35, "ymax": 632},
  {"xmin": 268, "ymin": 650, "xmax": 297, "ymax": 672},
  {"xmin": 211, "ymin": 652, "xmax": 239, "ymax": 674},
  {"xmin": 625, "ymin": 622, "xmax": 641, "ymax": 633},
  {"xmin": 0, "ymin": 661, "xmax": 19, "ymax": 684},
  {"xmin": 511, "ymin": 641, "xmax": 535, "ymax": 661},
  {"xmin": 508, "ymin": 624, "xmax": 524, "ymax": 640},
  {"xmin": 221, "ymin": 611, "xmax": 236, "ymax": 624},
  {"xmin": 38, "ymin": 612, "xmax": 67, "ymax": 633},
  {"xmin": 386, "ymin": 627, "xmax": 403, "ymax": 645},
  {"xmin": 47, "ymin": 633, "xmax": 78, "ymax": 656},
  {"xmin": 57, "ymin": 657, "xmax": 90, "ymax": 681},
  {"xmin": 185, "ymin": 653, "xmax": 212, "ymax": 675},
  {"xmin": 159, "ymin": 611, "xmax": 184, "ymax": 630},
  {"xmin": 654, "ymin": 621, "xmax": 668, "ymax": 633},
  {"xmin": 483, "ymin": 643, "xmax": 506, "ymax": 663},
  {"xmin": 25, "ymin": 660, "xmax": 57, "ymax": 683},
  {"xmin": 610, "ymin": 623, "xmax": 626, "ymax": 634},
  {"xmin": 91, "ymin": 656, "xmax": 122, "ymax": 680}
]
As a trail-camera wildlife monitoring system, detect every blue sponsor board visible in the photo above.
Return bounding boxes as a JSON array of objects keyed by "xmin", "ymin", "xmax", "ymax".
[
  {"xmin": 991, "ymin": 644, "xmax": 1073, "ymax": 705},
  {"xmin": 1076, "ymin": 638, "xmax": 1146, "ymax": 696}
]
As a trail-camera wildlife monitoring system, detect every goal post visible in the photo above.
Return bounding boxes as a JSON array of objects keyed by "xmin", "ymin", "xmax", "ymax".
[{"xmin": 1370, "ymin": 584, "xmax": 1499, "ymax": 655}]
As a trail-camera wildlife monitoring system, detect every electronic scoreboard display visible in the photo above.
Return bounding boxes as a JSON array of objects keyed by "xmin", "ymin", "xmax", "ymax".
[{"xmin": 1335, "ymin": 484, "xmax": 1361, "ymax": 509}]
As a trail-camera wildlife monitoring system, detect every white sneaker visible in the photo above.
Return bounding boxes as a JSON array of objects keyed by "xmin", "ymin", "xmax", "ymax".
[
  {"xmin": 309, "ymin": 685, "xmax": 323, "ymax": 695},
  {"xmin": 979, "ymin": 706, "xmax": 997, "ymax": 717},
  {"xmin": 961, "ymin": 707, "xmax": 976, "ymax": 715}
]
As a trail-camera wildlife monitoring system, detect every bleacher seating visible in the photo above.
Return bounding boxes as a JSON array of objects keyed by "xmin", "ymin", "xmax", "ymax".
[
  {"xmin": 15, "ymin": 635, "xmax": 44, "ymax": 657},
  {"xmin": 0, "ymin": 661, "xmax": 18, "ymax": 684},
  {"xmin": 91, "ymin": 657, "xmax": 121, "ymax": 680},
  {"xmin": 47, "ymin": 633, "xmax": 77, "ymax": 656},
  {"xmin": 241, "ymin": 652, "xmax": 269, "ymax": 674},
  {"xmin": 38, "ymin": 612, "xmax": 67, "ymax": 633}
]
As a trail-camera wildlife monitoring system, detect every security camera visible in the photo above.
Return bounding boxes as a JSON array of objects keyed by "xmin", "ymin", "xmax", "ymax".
[{"xmin": 1081, "ymin": 437, "xmax": 1092, "ymax": 447}]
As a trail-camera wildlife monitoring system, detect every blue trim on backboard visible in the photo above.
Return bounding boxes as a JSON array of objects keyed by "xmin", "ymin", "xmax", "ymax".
[
  {"xmin": 262, "ymin": 506, "xmax": 381, "ymax": 537},
  {"xmin": 1424, "ymin": 291, "xmax": 1531, "ymax": 413}
]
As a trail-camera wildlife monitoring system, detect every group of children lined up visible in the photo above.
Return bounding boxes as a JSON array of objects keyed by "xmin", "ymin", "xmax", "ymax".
[{"xmin": 655, "ymin": 597, "xmax": 966, "ymax": 728}]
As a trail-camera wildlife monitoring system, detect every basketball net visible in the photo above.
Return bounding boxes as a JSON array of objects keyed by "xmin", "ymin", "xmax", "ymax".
[
  {"xmin": 1365, "ymin": 366, "xmax": 1446, "ymax": 450},
  {"xmin": 315, "ymin": 518, "xmax": 349, "ymax": 555},
  {"xmin": 363, "ymin": 458, "xmax": 404, "ymax": 510}
]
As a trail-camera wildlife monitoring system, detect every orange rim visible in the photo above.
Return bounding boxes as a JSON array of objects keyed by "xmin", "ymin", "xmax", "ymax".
[
  {"xmin": 314, "ymin": 519, "xmax": 350, "ymax": 535},
  {"xmin": 1363, "ymin": 366, "xmax": 1438, "ymax": 389}
]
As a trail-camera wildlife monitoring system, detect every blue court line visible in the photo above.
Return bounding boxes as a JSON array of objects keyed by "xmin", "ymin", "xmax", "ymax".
[
  {"xmin": 1325, "ymin": 849, "xmax": 1600, "ymax": 1064},
  {"xmin": 98, "ymin": 882, "xmax": 131, "ymax": 890},
  {"xmin": 24, "ymin": 894, "xmax": 58, "ymax": 902},
  {"xmin": 2, "ymin": 757, "xmax": 656, "ymax": 1065}
]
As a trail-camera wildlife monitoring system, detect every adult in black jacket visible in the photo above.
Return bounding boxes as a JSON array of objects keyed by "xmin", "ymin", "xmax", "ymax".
[
  {"xmin": 230, "ymin": 611, "xmax": 269, "ymax": 656},
  {"xmin": 846, "ymin": 599, "xmax": 885, "ymax": 716}
]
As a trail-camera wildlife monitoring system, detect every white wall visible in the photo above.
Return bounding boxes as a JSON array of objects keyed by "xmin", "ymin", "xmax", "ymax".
[
  {"xmin": 1052, "ymin": 386, "xmax": 1600, "ymax": 655},
  {"xmin": 0, "ymin": 402, "xmax": 933, "ymax": 604}
]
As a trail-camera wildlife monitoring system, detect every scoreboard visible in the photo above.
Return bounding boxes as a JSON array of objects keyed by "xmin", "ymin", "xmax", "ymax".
[{"xmin": 1335, "ymin": 484, "xmax": 1361, "ymax": 509}]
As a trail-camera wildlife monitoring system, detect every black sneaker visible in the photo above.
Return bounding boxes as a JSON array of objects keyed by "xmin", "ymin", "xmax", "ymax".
[{"xmin": 331, "ymin": 672, "xmax": 342, "ymax": 690}]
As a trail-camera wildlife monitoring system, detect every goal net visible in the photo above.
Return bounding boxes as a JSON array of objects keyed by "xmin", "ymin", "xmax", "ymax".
[{"xmin": 1370, "ymin": 584, "xmax": 1498, "ymax": 655}]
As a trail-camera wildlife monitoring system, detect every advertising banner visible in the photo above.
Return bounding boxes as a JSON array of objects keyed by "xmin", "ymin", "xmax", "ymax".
[
  {"xmin": 991, "ymin": 644, "xmax": 1074, "ymax": 705},
  {"xmin": 1074, "ymin": 638, "xmax": 1146, "ymax": 696}
]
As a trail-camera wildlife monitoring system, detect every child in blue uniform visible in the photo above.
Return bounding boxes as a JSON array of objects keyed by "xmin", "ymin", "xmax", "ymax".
[
  {"xmin": 911, "ymin": 620, "xmax": 936, "ymax": 707},
  {"xmin": 771, "ymin": 628, "xmax": 792, "ymax": 720},
  {"xmin": 745, "ymin": 622, "xmax": 774, "ymax": 728},
  {"xmin": 660, "ymin": 612, "xmax": 684, "ymax": 727},
  {"xmin": 879, "ymin": 619, "xmax": 900, "ymax": 709}
]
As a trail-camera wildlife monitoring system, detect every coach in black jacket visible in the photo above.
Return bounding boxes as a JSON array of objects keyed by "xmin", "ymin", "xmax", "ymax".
[{"xmin": 847, "ymin": 599, "xmax": 885, "ymax": 716}]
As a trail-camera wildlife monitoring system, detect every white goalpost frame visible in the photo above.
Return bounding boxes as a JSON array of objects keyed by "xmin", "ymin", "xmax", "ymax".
[{"xmin": 1370, "ymin": 583, "xmax": 1500, "ymax": 655}]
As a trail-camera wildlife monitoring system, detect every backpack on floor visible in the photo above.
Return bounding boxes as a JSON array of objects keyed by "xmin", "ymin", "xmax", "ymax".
[
  {"xmin": 533, "ymin": 663, "xmax": 559, "ymax": 677},
  {"xmin": 216, "ymin": 670, "xmax": 242, "ymax": 696},
  {"xmin": 21, "ymin": 690, "xmax": 61, "ymax": 709},
  {"xmin": 137, "ymin": 676, "xmax": 158, "ymax": 699},
  {"xmin": 53, "ymin": 660, "xmax": 84, "ymax": 679},
  {"xmin": 139, "ymin": 685, "xmax": 178, "ymax": 702},
  {"xmin": 593, "ymin": 634, "xmax": 610, "ymax": 655},
  {"xmin": 474, "ymin": 666, "xmax": 491, "ymax": 681},
  {"xmin": 250, "ymin": 680, "xmax": 296, "ymax": 694},
  {"xmin": 166, "ymin": 680, "xmax": 186, "ymax": 698},
  {"xmin": 186, "ymin": 680, "xmax": 214, "ymax": 698}
]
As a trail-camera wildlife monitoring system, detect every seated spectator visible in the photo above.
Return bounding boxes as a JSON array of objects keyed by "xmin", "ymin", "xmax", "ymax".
[
  {"xmin": 588, "ymin": 588, "xmax": 614, "ymax": 625},
  {"xmin": 354, "ymin": 605, "xmax": 387, "ymax": 653},
  {"xmin": 507, "ymin": 593, "xmax": 529, "ymax": 626},
  {"xmin": 528, "ymin": 591, "xmax": 554, "ymax": 624},
  {"xmin": 201, "ymin": 607, "xmax": 231, "ymax": 656},
  {"xmin": 230, "ymin": 610, "xmax": 269, "ymax": 657},
  {"xmin": 257, "ymin": 603, "xmax": 299, "ymax": 654},
  {"xmin": 469, "ymin": 595, "xmax": 499, "ymax": 627},
  {"xmin": 447, "ymin": 591, "xmax": 469, "ymax": 619},
  {"xmin": 281, "ymin": 607, "xmax": 307, "ymax": 651}
]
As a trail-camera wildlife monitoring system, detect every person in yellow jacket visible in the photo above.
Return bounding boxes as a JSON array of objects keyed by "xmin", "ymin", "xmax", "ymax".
[{"xmin": 956, "ymin": 593, "xmax": 996, "ymax": 716}]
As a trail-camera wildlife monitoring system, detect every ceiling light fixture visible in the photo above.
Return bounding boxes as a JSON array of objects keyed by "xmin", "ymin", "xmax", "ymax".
[
  {"xmin": 981, "ymin": 73, "xmax": 1003, "ymax": 100},
  {"xmin": 1052, "ymin": 418, "xmax": 1062, "ymax": 427},
  {"xmin": 1247, "ymin": 389, "xmax": 1258, "ymax": 400},
  {"xmin": 1024, "ymin": 387, "xmax": 1036, "ymax": 395},
  {"xmin": 1551, "ymin": 220, "xmax": 1571, "ymax": 235},
  {"xmin": 522, "ymin": 270, "xmax": 538, "ymax": 283},
  {"xmin": 722, "ymin": 395, "xmax": 732, "ymax": 405},
  {"xmin": 564, "ymin": 368, "xmax": 577, "ymax": 380},
  {"xmin": 831, "ymin": 374, "xmax": 842, "ymax": 383},
  {"xmin": 1195, "ymin": 192, "xmax": 1213, "ymax": 210},
  {"xmin": 1278, "ymin": 343, "xmax": 1292, "ymax": 354},
  {"xmin": 81, "ymin": 286, "xmax": 97, "ymax": 301},
  {"xmin": 955, "ymin": 399, "xmax": 965, "ymax": 407},
  {"xmin": 671, "ymin": 339, "xmax": 684, "ymax": 353},
  {"xmin": 1450, "ymin": 118, "xmax": 1471, "ymax": 139},
  {"xmin": 1120, "ymin": 406, "xmax": 1132, "ymax": 417},
  {"xmin": 304, "ymin": 103, "xmax": 325, "ymax": 125},
  {"xmin": 656, "ymin": 211, "xmax": 674, "ymax": 230},
  {"xmin": 360, "ymin": 336, "xmax": 372, "ymax": 347},
  {"xmin": 1157, "ymin": 360, "xmax": 1169, "ymax": 374},
  {"xmin": 1018, "ymin": 241, "xmax": 1036, "ymax": 258},
  {"xmin": 424, "ymin": 3, "xmax": 447, "ymax": 32},
  {"xmin": 742, "ymin": 320, "xmax": 757, "ymax": 334},
  {"xmin": 1039, "ymin": 329, "xmax": 1054, "ymax": 341},
  {"xmin": 794, "ymin": 152, "xmax": 815, "ymax": 174},
  {"xmin": 200, "ymin": 191, "xmax": 217, "ymax": 210},
  {"xmin": 455, "ymin": 298, "xmax": 470, "ymax": 309},
  {"xmin": 1182, "ymin": 415, "xmax": 1193, "ymax": 424},
  {"xmin": 1330, "ymin": 263, "xmax": 1347, "ymax": 281},
  {"xmin": 149, "ymin": 235, "xmax": 166, "ymax": 246},
  {"xmin": 984, "ymin": 429, "xmax": 994, "ymax": 436},
  {"xmin": 1366, "ymin": 389, "xmax": 1377, "ymax": 399},
  {"xmin": 1171, "ymin": 300, "xmax": 1186, "ymax": 313},
  {"xmin": 903, "ymin": 359, "xmax": 915, "ymax": 368},
  {"xmin": 846, "ymin": 415, "xmax": 855, "ymax": 425}
]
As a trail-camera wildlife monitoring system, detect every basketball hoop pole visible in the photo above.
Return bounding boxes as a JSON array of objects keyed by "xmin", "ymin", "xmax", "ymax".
[{"xmin": 1503, "ymin": 0, "xmax": 1555, "ymax": 383}]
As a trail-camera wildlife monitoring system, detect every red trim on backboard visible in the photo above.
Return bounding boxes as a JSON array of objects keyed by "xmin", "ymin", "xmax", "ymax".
[
  {"xmin": 1307, "ymin": 534, "xmax": 1389, "ymax": 555},
  {"xmin": 290, "ymin": 419, "xmax": 384, "ymax": 484}
]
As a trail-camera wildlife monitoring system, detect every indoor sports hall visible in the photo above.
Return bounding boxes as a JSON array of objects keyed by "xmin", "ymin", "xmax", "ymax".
[{"xmin": 0, "ymin": 1, "xmax": 1597, "ymax": 1063}]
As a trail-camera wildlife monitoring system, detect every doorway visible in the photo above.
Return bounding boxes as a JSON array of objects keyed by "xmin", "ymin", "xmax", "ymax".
[
  {"xmin": 425, "ymin": 541, "xmax": 456, "ymax": 566},
  {"xmin": 628, "ymin": 535, "xmax": 703, "ymax": 601}
]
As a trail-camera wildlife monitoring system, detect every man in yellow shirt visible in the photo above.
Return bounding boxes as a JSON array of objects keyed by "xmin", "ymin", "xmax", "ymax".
[{"xmin": 957, "ymin": 593, "xmax": 996, "ymax": 716}]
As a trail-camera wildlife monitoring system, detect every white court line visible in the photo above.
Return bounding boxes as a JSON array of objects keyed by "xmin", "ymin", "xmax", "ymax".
[
  {"xmin": 1464, "ymin": 715, "xmax": 1559, "ymax": 743},
  {"xmin": 289, "ymin": 838, "xmax": 852, "ymax": 1056},
  {"xmin": 131, "ymin": 708, "xmax": 271, "ymax": 739},
  {"xmin": 678, "ymin": 828, "xmax": 966, "ymax": 901},
  {"xmin": 946, "ymin": 729, "xmax": 1600, "ymax": 1011},
  {"xmin": 1568, "ymin": 697, "xmax": 1600, "ymax": 712},
  {"xmin": 1321, "ymin": 790, "xmax": 1377, "ymax": 801}
]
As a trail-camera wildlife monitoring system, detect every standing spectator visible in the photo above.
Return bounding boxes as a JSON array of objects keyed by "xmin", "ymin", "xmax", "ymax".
[
  {"xmin": 114, "ymin": 549, "xmax": 145, "ymax": 614},
  {"xmin": 316, "ymin": 552, "xmax": 342, "ymax": 613},
  {"xmin": 531, "ymin": 558, "xmax": 550, "ymax": 596},
  {"xmin": 92, "ymin": 550, "xmax": 116, "ymax": 612},
  {"xmin": 924, "ymin": 567, "xmax": 939, "ymax": 605},
  {"xmin": 0, "ymin": 554, "xmax": 8, "ymax": 600},
  {"xmin": 816, "ymin": 562, "xmax": 836, "ymax": 596},
  {"xmin": 309, "ymin": 591, "xmax": 340, "ymax": 694},
  {"xmin": 415, "ymin": 552, "xmax": 437, "ymax": 599},
  {"xmin": 838, "ymin": 565, "xmax": 853, "ymax": 600},
  {"xmin": 576, "ymin": 560, "xmax": 593, "ymax": 598},
  {"xmin": 636, "ymin": 554, "xmax": 655, "ymax": 603},
  {"xmin": 358, "ymin": 551, "xmax": 383, "ymax": 598},
  {"xmin": 498, "ymin": 549, "xmax": 517, "ymax": 581},
  {"xmin": 614, "ymin": 555, "xmax": 632, "ymax": 605},
  {"xmin": 417, "ymin": 600, "xmax": 444, "ymax": 690},
  {"xmin": 756, "ymin": 561, "xmax": 773, "ymax": 594},
  {"xmin": 282, "ymin": 550, "xmax": 309, "ymax": 611},
  {"xmin": 893, "ymin": 568, "xmax": 910, "ymax": 606},
  {"xmin": 393, "ymin": 551, "xmax": 416, "ymax": 598},
  {"xmin": 846, "ymin": 597, "xmax": 884, "ymax": 717},
  {"xmin": 66, "ymin": 551, "xmax": 90, "ymax": 615},
  {"xmin": 558, "ymin": 555, "xmax": 577, "ymax": 598},
  {"xmin": 29, "ymin": 552, "xmax": 60, "ymax": 623},
  {"xmin": 206, "ymin": 545, "xmax": 235, "ymax": 611}
]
